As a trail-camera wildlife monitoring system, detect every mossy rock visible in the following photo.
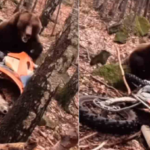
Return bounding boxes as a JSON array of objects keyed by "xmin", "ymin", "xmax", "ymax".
[
  {"xmin": 93, "ymin": 64, "xmax": 130, "ymax": 91},
  {"xmin": 108, "ymin": 23, "xmax": 122, "ymax": 34},
  {"xmin": 39, "ymin": 115, "xmax": 58, "ymax": 129},
  {"xmin": 134, "ymin": 16, "xmax": 150, "ymax": 36},
  {"xmin": 114, "ymin": 31, "xmax": 128, "ymax": 44}
]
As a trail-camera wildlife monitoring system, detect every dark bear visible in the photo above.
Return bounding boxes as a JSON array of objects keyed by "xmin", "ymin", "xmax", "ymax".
[
  {"xmin": 0, "ymin": 10, "xmax": 43, "ymax": 61},
  {"xmin": 129, "ymin": 43, "xmax": 150, "ymax": 80}
]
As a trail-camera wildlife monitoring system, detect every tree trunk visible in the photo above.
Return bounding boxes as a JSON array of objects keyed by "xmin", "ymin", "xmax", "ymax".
[
  {"xmin": 107, "ymin": 0, "xmax": 120, "ymax": 19},
  {"xmin": 93, "ymin": 0, "xmax": 105, "ymax": 10},
  {"xmin": 23, "ymin": 0, "xmax": 34, "ymax": 11},
  {"xmin": 0, "ymin": 0, "xmax": 7, "ymax": 9},
  {"xmin": 40, "ymin": 0, "xmax": 62, "ymax": 33},
  {"xmin": 55, "ymin": 69, "xmax": 78, "ymax": 110},
  {"xmin": 32, "ymin": 0, "xmax": 38, "ymax": 12},
  {"xmin": 14, "ymin": 0, "xmax": 24, "ymax": 13},
  {"xmin": 119, "ymin": 0, "xmax": 128, "ymax": 19},
  {"xmin": 136, "ymin": 0, "xmax": 144, "ymax": 16},
  {"xmin": 108, "ymin": 0, "xmax": 118, "ymax": 16},
  {"xmin": 144, "ymin": 0, "xmax": 150, "ymax": 17},
  {"xmin": 0, "ymin": 0, "xmax": 78, "ymax": 143},
  {"xmin": 132, "ymin": 0, "xmax": 140, "ymax": 22},
  {"xmin": 51, "ymin": 0, "xmax": 62, "ymax": 35}
]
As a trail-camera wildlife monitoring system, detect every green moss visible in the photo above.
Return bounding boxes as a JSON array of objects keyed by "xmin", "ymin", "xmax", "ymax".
[
  {"xmin": 55, "ymin": 85, "xmax": 71, "ymax": 112},
  {"xmin": 114, "ymin": 31, "xmax": 128, "ymax": 44},
  {"xmin": 93, "ymin": 64, "xmax": 130, "ymax": 91},
  {"xmin": 134, "ymin": 16, "xmax": 150, "ymax": 36}
]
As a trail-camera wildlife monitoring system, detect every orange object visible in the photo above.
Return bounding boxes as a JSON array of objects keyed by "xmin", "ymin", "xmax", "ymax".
[
  {"xmin": 0, "ymin": 52, "xmax": 36, "ymax": 93},
  {"xmin": 7, "ymin": 52, "xmax": 35, "ymax": 77},
  {"xmin": 0, "ymin": 66, "xmax": 23, "ymax": 93}
]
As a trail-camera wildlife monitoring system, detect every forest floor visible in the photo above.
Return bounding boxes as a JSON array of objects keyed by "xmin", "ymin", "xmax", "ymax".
[
  {"xmin": 79, "ymin": 0, "xmax": 150, "ymax": 150},
  {"xmin": 0, "ymin": 0, "xmax": 78, "ymax": 150}
]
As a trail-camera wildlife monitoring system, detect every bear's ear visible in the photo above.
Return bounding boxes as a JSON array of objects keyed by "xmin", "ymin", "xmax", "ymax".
[{"xmin": 9, "ymin": 11, "xmax": 21, "ymax": 25}]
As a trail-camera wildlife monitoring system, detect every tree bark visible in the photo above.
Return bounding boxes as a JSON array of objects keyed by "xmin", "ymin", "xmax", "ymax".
[
  {"xmin": 137, "ymin": 0, "xmax": 145, "ymax": 16},
  {"xmin": 0, "ymin": 0, "xmax": 78, "ymax": 143},
  {"xmin": 23, "ymin": 0, "xmax": 34, "ymax": 11},
  {"xmin": 144, "ymin": 0, "xmax": 150, "ymax": 17},
  {"xmin": 119, "ymin": 0, "xmax": 128, "ymax": 19},
  {"xmin": 132, "ymin": 0, "xmax": 140, "ymax": 22},
  {"xmin": 40, "ymin": 0, "xmax": 62, "ymax": 33},
  {"xmin": 13, "ymin": 0, "xmax": 24, "ymax": 13},
  {"xmin": 55, "ymin": 69, "xmax": 78, "ymax": 109},
  {"xmin": 32, "ymin": 0, "xmax": 38, "ymax": 12},
  {"xmin": 107, "ymin": 0, "xmax": 120, "ymax": 19},
  {"xmin": 0, "ymin": 0, "xmax": 7, "ymax": 9}
]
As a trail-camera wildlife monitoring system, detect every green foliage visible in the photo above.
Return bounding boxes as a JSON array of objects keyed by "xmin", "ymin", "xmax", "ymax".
[
  {"xmin": 134, "ymin": 16, "xmax": 150, "ymax": 36},
  {"xmin": 114, "ymin": 31, "xmax": 128, "ymax": 44},
  {"xmin": 93, "ymin": 64, "xmax": 130, "ymax": 90}
]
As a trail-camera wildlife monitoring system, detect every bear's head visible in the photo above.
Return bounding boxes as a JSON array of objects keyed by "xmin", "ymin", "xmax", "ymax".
[{"xmin": 9, "ymin": 11, "xmax": 42, "ymax": 43}]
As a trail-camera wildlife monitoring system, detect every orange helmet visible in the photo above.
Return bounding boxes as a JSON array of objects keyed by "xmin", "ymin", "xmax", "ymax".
[{"xmin": 0, "ymin": 52, "xmax": 36, "ymax": 93}]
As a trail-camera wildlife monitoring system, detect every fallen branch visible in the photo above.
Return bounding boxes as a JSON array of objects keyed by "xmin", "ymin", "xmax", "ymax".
[
  {"xmin": 92, "ymin": 141, "xmax": 108, "ymax": 150},
  {"xmin": 50, "ymin": 129, "xmax": 78, "ymax": 150},
  {"xmin": 79, "ymin": 132, "xmax": 98, "ymax": 142},
  {"xmin": 116, "ymin": 46, "xmax": 131, "ymax": 95},
  {"xmin": 91, "ymin": 75, "xmax": 123, "ymax": 96},
  {"xmin": 107, "ymin": 131, "xmax": 141, "ymax": 147},
  {"xmin": 0, "ymin": 138, "xmax": 38, "ymax": 150},
  {"xmin": 51, "ymin": 0, "xmax": 62, "ymax": 36}
]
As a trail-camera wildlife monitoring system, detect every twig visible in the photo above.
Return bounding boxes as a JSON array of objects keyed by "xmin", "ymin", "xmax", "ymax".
[
  {"xmin": 38, "ymin": 130, "xmax": 54, "ymax": 146},
  {"xmin": 92, "ymin": 141, "xmax": 108, "ymax": 150},
  {"xmin": 137, "ymin": 108, "xmax": 150, "ymax": 113},
  {"xmin": 0, "ymin": 138, "xmax": 38, "ymax": 150},
  {"xmin": 79, "ymin": 132, "xmax": 98, "ymax": 142},
  {"xmin": 116, "ymin": 46, "xmax": 131, "ymax": 95},
  {"xmin": 86, "ymin": 49, "xmax": 91, "ymax": 61},
  {"xmin": 133, "ymin": 94, "xmax": 150, "ymax": 111},
  {"xmin": 51, "ymin": 0, "xmax": 62, "ymax": 36},
  {"xmin": 91, "ymin": 75, "xmax": 123, "ymax": 96},
  {"xmin": 50, "ymin": 129, "xmax": 78, "ymax": 150},
  {"xmin": 79, "ymin": 144, "xmax": 90, "ymax": 149},
  {"xmin": 107, "ymin": 131, "xmax": 141, "ymax": 147}
]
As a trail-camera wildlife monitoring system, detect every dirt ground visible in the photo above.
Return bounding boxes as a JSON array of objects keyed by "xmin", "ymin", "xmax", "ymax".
[
  {"xmin": 0, "ymin": 0, "xmax": 78, "ymax": 149},
  {"xmin": 79, "ymin": 0, "xmax": 150, "ymax": 150}
]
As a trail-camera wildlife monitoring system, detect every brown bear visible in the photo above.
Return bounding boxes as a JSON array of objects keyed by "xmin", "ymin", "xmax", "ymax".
[
  {"xmin": 129, "ymin": 43, "xmax": 150, "ymax": 80},
  {"xmin": 0, "ymin": 10, "xmax": 43, "ymax": 61}
]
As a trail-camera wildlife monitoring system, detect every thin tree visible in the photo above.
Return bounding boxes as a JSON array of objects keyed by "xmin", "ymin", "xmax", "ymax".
[
  {"xmin": 40, "ymin": 0, "xmax": 62, "ymax": 34},
  {"xmin": 144, "ymin": 0, "xmax": 150, "ymax": 17},
  {"xmin": 32, "ymin": 0, "xmax": 38, "ymax": 12},
  {"xmin": 14, "ymin": 0, "xmax": 24, "ymax": 13},
  {"xmin": 0, "ymin": 0, "xmax": 78, "ymax": 143}
]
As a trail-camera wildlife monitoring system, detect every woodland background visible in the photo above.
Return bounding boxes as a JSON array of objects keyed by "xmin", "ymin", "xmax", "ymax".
[
  {"xmin": 0, "ymin": 0, "xmax": 78, "ymax": 150},
  {"xmin": 80, "ymin": 0, "xmax": 150, "ymax": 150}
]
